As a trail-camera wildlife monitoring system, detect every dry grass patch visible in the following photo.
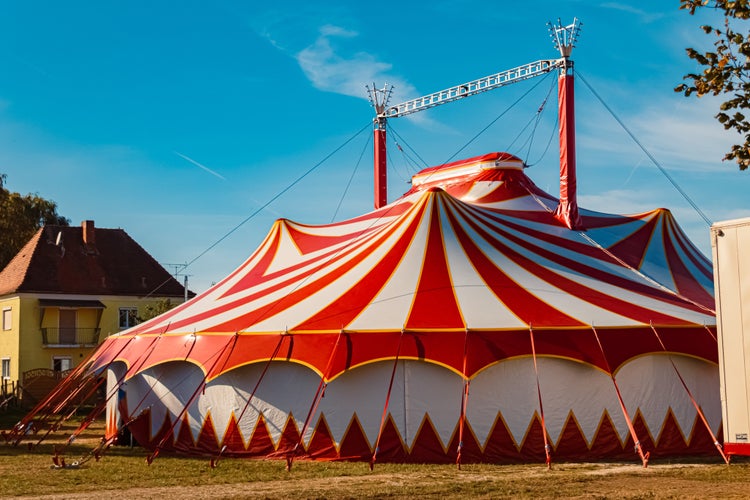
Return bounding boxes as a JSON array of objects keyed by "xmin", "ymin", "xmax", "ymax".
[{"xmin": 1, "ymin": 409, "xmax": 749, "ymax": 499}]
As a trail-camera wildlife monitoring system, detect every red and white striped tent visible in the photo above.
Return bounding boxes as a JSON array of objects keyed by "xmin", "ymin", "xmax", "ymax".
[{"xmin": 87, "ymin": 152, "xmax": 719, "ymax": 464}]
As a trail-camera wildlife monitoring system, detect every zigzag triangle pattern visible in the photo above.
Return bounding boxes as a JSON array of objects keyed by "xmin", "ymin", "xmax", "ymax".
[{"xmin": 124, "ymin": 404, "xmax": 718, "ymax": 462}]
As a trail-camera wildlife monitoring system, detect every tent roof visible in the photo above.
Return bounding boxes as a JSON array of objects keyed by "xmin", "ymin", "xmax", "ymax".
[
  {"xmin": 125, "ymin": 152, "xmax": 714, "ymax": 336},
  {"xmin": 94, "ymin": 152, "xmax": 716, "ymax": 379}
]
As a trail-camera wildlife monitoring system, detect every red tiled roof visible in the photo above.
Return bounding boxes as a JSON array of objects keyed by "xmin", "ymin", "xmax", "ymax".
[{"xmin": 0, "ymin": 223, "xmax": 191, "ymax": 298}]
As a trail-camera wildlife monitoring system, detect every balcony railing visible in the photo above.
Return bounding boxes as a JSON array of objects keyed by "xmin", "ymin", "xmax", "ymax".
[{"xmin": 41, "ymin": 327, "xmax": 101, "ymax": 347}]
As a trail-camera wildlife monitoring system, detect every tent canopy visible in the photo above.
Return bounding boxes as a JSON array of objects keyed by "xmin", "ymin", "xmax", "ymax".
[{"xmin": 90, "ymin": 152, "xmax": 715, "ymax": 381}]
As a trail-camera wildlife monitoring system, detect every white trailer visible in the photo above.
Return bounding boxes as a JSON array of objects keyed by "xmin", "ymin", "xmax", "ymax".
[{"xmin": 712, "ymin": 216, "xmax": 750, "ymax": 458}]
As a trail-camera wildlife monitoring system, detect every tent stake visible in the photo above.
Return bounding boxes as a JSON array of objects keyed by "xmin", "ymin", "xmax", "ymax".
[
  {"xmin": 370, "ymin": 330, "xmax": 405, "ymax": 470},
  {"xmin": 4, "ymin": 336, "xmax": 111, "ymax": 446},
  {"xmin": 146, "ymin": 334, "xmax": 237, "ymax": 465},
  {"xmin": 69, "ymin": 326, "xmax": 171, "ymax": 462},
  {"xmin": 456, "ymin": 329, "xmax": 471, "ymax": 470},
  {"xmin": 53, "ymin": 331, "xmax": 147, "ymax": 459},
  {"xmin": 529, "ymin": 326, "xmax": 553, "ymax": 469},
  {"xmin": 591, "ymin": 326, "xmax": 649, "ymax": 468},
  {"xmin": 286, "ymin": 331, "xmax": 344, "ymax": 470},
  {"xmin": 649, "ymin": 323, "xmax": 729, "ymax": 464},
  {"xmin": 229, "ymin": 333, "xmax": 287, "ymax": 462}
]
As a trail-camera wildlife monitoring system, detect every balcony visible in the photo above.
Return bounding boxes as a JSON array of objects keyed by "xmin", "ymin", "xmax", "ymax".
[{"xmin": 41, "ymin": 327, "xmax": 101, "ymax": 347}]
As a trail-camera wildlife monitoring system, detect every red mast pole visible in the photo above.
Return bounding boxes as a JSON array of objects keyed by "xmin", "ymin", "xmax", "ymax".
[
  {"xmin": 549, "ymin": 18, "xmax": 583, "ymax": 230},
  {"xmin": 553, "ymin": 59, "xmax": 583, "ymax": 229},
  {"xmin": 369, "ymin": 84, "xmax": 392, "ymax": 210},
  {"xmin": 374, "ymin": 117, "xmax": 387, "ymax": 209}
]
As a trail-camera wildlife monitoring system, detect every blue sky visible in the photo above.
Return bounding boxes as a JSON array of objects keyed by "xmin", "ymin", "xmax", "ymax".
[{"xmin": 1, "ymin": 1, "xmax": 747, "ymax": 293}]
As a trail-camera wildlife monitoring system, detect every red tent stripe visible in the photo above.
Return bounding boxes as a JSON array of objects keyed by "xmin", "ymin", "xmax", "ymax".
[
  {"xmin": 446, "ymin": 200, "xmax": 581, "ymax": 326},
  {"xmin": 291, "ymin": 202, "xmax": 426, "ymax": 330},
  {"xmin": 450, "ymin": 198, "xmax": 693, "ymax": 325},
  {"xmin": 661, "ymin": 218, "xmax": 715, "ymax": 310},
  {"xmin": 405, "ymin": 193, "xmax": 465, "ymax": 330},
  {"xmin": 463, "ymin": 204, "xmax": 710, "ymax": 314},
  {"xmin": 207, "ymin": 199, "xmax": 430, "ymax": 332}
]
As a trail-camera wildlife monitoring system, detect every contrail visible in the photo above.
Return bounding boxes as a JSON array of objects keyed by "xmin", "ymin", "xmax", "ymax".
[{"xmin": 174, "ymin": 151, "xmax": 226, "ymax": 180}]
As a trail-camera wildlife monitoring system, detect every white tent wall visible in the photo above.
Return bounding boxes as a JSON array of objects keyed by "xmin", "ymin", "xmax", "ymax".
[
  {"xmin": 104, "ymin": 362, "xmax": 127, "ymax": 441},
  {"xmin": 616, "ymin": 355, "xmax": 721, "ymax": 443},
  {"xmin": 106, "ymin": 353, "xmax": 720, "ymax": 459}
]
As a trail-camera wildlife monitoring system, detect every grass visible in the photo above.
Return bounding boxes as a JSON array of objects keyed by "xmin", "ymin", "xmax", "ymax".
[{"xmin": 1, "ymin": 408, "xmax": 750, "ymax": 499}]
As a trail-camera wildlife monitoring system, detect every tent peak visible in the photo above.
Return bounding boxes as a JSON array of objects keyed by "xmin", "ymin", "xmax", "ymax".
[{"xmin": 411, "ymin": 152, "xmax": 524, "ymax": 190}]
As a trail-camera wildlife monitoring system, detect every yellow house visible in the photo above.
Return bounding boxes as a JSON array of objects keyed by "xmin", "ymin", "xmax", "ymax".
[{"xmin": 0, "ymin": 220, "xmax": 192, "ymax": 403}]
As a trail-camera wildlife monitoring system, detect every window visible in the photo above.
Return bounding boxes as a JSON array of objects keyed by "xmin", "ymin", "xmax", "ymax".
[
  {"xmin": 52, "ymin": 357, "xmax": 71, "ymax": 372},
  {"xmin": 119, "ymin": 307, "xmax": 138, "ymax": 330},
  {"xmin": 2, "ymin": 308, "xmax": 11, "ymax": 331},
  {"xmin": 1, "ymin": 358, "xmax": 9, "ymax": 379}
]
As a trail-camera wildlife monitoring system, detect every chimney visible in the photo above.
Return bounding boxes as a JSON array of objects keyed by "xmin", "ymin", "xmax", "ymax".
[{"xmin": 82, "ymin": 220, "xmax": 96, "ymax": 247}]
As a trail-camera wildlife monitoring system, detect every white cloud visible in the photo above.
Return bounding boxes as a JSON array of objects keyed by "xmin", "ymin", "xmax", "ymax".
[
  {"xmin": 579, "ymin": 187, "xmax": 664, "ymax": 216},
  {"xmin": 575, "ymin": 76, "xmax": 735, "ymax": 174},
  {"xmin": 720, "ymin": 208, "xmax": 750, "ymax": 220},
  {"xmin": 599, "ymin": 3, "xmax": 666, "ymax": 24},
  {"xmin": 628, "ymin": 99, "xmax": 736, "ymax": 172},
  {"xmin": 295, "ymin": 25, "xmax": 417, "ymax": 103}
]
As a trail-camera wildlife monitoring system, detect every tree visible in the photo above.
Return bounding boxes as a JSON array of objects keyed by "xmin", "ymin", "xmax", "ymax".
[
  {"xmin": 137, "ymin": 299, "xmax": 175, "ymax": 323},
  {"xmin": 675, "ymin": 0, "xmax": 750, "ymax": 169},
  {"xmin": 0, "ymin": 174, "xmax": 70, "ymax": 270}
]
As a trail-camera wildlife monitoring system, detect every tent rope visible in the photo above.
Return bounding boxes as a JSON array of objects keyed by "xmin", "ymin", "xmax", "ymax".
[
  {"xmin": 229, "ymin": 333, "xmax": 288, "ymax": 447},
  {"xmin": 142, "ymin": 121, "xmax": 372, "ymax": 300},
  {"xmin": 529, "ymin": 325, "xmax": 553, "ymax": 469},
  {"xmin": 703, "ymin": 324, "xmax": 718, "ymax": 343},
  {"xmin": 499, "ymin": 76, "xmax": 556, "ymax": 166},
  {"xmin": 331, "ymin": 134, "xmax": 371, "ymax": 223},
  {"xmin": 207, "ymin": 332, "xmax": 242, "ymax": 469},
  {"xmin": 456, "ymin": 329, "xmax": 471, "ymax": 470},
  {"xmin": 575, "ymin": 70, "xmax": 712, "ymax": 227},
  {"xmin": 61, "ymin": 333, "xmax": 141, "ymax": 446},
  {"xmin": 526, "ymin": 80, "xmax": 560, "ymax": 167},
  {"xmin": 286, "ymin": 330, "xmax": 344, "ymax": 471},
  {"xmin": 578, "ymin": 231, "xmax": 715, "ymax": 316},
  {"xmin": 3, "ymin": 336, "xmax": 110, "ymax": 446},
  {"xmin": 591, "ymin": 325, "xmax": 650, "ymax": 467},
  {"xmin": 33, "ymin": 377, "xmax": 105, "ymax": 452},
  {"xmin": 385, "ymin": 130, "xmax": 418, "ymax": 185},
  {"xmin": 57, "ymin": 326, "xmax": 174, "ymax": 467},
  {"xmin": 426, "ymin": 72, "xmax": 554, "ymax": 179},
  {"xmin": 388, "ymin": 126, "xmax": 430, "ymax": 177},
  {"xmin": 649, "ymin": 323, "xmax": 729, "ymax": 464},
  {"xmin": 146, "ymin": 334, "xmax": 238, "ymax": 465},
  {"xmin": 370, "ymin": 330, "xmax": 405, "ymax": 470},
  {"xmin": 389, "ymin": 125, "xmax": 431, "ymax": 172},
  {"xmin": 521, "ymin": 183, "xmax": 716, "ymax": 317}
]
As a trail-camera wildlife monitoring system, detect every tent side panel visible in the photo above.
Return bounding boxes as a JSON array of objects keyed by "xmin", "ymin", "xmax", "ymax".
[{"xmin": 110, "ymin": 356, "xmax": 719, "ymax": 462}]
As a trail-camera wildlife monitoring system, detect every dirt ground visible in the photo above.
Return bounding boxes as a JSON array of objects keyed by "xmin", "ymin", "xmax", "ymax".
[
  {"xmin": 2, "ymin": 411, "xmax": 747, "ymax": 500},
  {"xmin": 18, "ymin": 462, "xmax": 750, "ymax": 500}
]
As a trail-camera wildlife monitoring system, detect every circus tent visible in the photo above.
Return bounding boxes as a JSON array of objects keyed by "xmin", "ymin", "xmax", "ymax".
[{"xmin": 56, "ymin": 151, "xmax": 721, "ymax": 465}]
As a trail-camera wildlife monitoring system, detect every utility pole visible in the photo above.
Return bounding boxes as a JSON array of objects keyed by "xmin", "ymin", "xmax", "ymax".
[{"xmin": 162, "ymin": 263, "xmax": 192, "ymax": 302}]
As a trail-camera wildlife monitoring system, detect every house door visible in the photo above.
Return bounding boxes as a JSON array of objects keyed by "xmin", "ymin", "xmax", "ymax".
[{"xmin": 59, "ymin": 309, "xmax": 76, "ymax": 344}]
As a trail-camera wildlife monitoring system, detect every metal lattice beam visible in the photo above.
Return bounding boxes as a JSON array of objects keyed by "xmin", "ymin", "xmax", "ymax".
[{"xmin": 381, "ymin": 59, "xmax": 563, "ymax": 119}]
